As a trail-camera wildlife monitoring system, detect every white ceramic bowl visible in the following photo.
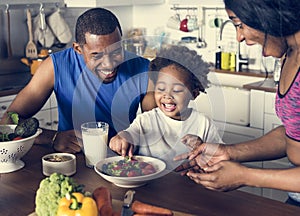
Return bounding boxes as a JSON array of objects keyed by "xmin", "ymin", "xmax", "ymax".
[
  {"xmin": 0, "ymin": 125, "xmax": 42, "ymax": 173},
  {"xmin": 94, "ymin": 155, "xmax": 166, "ymax": 188},
  {"xmin": 42, "ymin": 153, "xmax": 76, "ymax": 176}
]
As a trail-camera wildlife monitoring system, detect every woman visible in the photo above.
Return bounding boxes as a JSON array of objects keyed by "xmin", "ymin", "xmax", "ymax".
[{"xmin": 175, "ymin": 0, "xmax": 300, "ymax": 206}]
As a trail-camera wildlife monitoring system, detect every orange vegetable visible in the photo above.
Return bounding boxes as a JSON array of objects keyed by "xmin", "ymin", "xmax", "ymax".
[
  {"xmin": 131, "ymin": 200, "xmax": 173, "ymax": 216},
  {"xmin": 92, "ymin": 187, "xmax": 114, "ymax": 216}
]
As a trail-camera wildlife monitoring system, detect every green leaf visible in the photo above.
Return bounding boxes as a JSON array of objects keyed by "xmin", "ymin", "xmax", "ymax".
[{"xmin": 7, "ymin": 112, "xmax": 19, "ymax": 124}]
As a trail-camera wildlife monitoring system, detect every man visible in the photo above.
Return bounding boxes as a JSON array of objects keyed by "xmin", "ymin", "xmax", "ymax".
[{"xmin": 1, "ymin": 8, "xmax": 155, "ymax": 153}]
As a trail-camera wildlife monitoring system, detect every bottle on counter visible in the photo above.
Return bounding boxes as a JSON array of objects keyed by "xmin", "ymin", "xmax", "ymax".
[
  {"xmin": 215, "ymin": 46, "xmax": 222, "ymax": 69},
  {"xmin": 229, "ymin": 52, "xmax": 236, "ymax": 71}
]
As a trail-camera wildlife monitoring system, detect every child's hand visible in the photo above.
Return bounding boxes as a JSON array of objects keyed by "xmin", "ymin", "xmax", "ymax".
[
  {"xmin": 181, "ymin": 134, "xmax": 203, "ymax": 150},
  {"xmin": 109, "ymin": 131, "xmax": 134, "ymax": 157}
]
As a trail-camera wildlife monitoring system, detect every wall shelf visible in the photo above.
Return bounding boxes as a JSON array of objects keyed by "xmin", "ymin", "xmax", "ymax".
[{"xmin": 0, "ymin": 0, "xmax": 65, "ymax": 10}]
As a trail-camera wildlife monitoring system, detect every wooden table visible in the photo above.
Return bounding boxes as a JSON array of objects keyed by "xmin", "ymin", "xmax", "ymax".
[{"xmin": 1, "ymin": 145, "xmax": 300, "ymax": 216}]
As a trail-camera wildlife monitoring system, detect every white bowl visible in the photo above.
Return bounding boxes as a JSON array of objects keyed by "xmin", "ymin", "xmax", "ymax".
[
  {"xmin": 0, "ymin": 125, "xmax": 42, "ymax": 173},
  {"xmin": 42, "ymin": 153, "xmax": 76, "ymax": 176},
  {"xmin": 94, "ymin": 155, "xmax": 166, "ymax": 188}
]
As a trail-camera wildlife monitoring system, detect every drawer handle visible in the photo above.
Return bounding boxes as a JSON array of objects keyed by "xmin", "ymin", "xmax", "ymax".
[
  {"xmin": 1, "ymin": 105, "xmax": 7, "ymax": 110},
  {"xmin": 46, "ymin": 122, "xmax": 52, "ymax": 126}
]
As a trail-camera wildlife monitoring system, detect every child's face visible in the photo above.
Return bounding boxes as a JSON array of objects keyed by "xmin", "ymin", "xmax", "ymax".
[{"xmin": 154, "ymin": 65, "xmax": 195, "ymax": 120}]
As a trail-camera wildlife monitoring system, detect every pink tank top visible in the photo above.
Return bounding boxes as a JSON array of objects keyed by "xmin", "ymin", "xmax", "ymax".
[{"xmin": 275, "ymin": 68, "xmax": 300, "ymax": 141}]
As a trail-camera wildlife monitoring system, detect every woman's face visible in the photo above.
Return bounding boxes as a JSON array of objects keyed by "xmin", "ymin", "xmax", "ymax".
[
  {"xmin": 154, "ymin": 65, "xmax": 196, "ymax": 121},
  {"xmin": 226, "ymin": 9, "xmax": 287, "ymax": 58}
]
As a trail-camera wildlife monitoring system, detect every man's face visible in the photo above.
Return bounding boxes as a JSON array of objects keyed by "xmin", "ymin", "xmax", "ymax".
[{"xmin": 74, "ymin": 28, "xmax": 124, "ymax": 83}]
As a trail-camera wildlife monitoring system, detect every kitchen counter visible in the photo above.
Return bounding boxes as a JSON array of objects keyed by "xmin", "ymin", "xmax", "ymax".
[
  {"xmin": 214, "ymin": 68, "xmax": 272, "ymax": 78},
  {"xmin": 0, "ymin": 58, "xmax": 31, "ymax": 97},
  {"xmin": 1, "ymin": 145, "xmax": 300, "ymax": 216},
  {"xmin": 243, "ymin": 78, "xmax": 277, "ymax": 93}
]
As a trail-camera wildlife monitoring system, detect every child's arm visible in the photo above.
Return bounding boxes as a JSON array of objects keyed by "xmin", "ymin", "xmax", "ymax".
[{"xmin": 109, "ymin": 131, "xmax": 135, "ymax": 157}]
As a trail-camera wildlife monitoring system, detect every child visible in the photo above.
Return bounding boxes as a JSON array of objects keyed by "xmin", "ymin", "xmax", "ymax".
[{"xmin": 109, "ymin": 45, "xmax": 223, "ymax": 170}]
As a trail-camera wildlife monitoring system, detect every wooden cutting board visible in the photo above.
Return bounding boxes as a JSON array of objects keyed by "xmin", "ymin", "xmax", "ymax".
[{"xmin": 29, "ymin": 199, "xmax": 195, "ymax": 216}]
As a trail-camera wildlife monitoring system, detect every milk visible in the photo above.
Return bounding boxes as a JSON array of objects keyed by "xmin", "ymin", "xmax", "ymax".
[{"xmin": 81, "ymin": 122, "xmax": 109, "ymax": 168}]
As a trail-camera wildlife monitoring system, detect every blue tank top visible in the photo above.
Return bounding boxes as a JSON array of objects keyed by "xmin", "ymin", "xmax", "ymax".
[{"xmin": 51, "ymin": 48, "xmax": 150, "ymax": 139}]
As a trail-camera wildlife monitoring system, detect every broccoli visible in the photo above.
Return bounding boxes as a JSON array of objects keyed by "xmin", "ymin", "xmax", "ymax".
[
  {"xmin": 35, "ymin": 173, "xmax": 84, "ymax": 216},
  {"xmin": 15, "ymin": 117, "xmax": 39, "ymax": 138}
]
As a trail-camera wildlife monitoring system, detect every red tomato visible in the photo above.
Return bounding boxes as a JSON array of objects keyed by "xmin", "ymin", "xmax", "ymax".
[
  {"xmin": 141, "ymin": 168, "xmax": 155, "ymax": 175},
  {"xmin": 127, "ymin": 170, "xmax": 139, "ymax": 177},
  {"xmin": 13, "ymin": 136, "xmax": 23, "ymax": 141}
]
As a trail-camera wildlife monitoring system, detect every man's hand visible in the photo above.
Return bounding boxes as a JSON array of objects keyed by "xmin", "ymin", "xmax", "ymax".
[{"xmin": 53, "ymin": 130, "xmax": 82, "ymax": 154}]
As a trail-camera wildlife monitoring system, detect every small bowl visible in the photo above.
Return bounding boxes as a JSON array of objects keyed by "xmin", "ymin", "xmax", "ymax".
[
  {"xmin": 0, "ymin": 125, "xmax": 42, "ymax": 173},
  {"xmin": 94, "ymin": 156, "xmax": 166, "ymax": 188},
  {"xmin": 42, "ymin": 153, "xmax": 76, "ymax": 176}
]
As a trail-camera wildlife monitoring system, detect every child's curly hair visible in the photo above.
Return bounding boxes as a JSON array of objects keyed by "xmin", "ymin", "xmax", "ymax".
[{"xmin": 149, "ymin": 45, "xmax": 210, "ymax": 92}]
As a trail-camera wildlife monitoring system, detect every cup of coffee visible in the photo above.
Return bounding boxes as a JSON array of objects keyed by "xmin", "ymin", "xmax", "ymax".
[{"xmin": 167, "ymin": 14, "xmax": 181, "ymax": 30}]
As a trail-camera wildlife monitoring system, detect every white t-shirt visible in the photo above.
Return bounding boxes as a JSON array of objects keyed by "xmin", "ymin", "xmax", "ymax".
[{"xmin": 124, "ymin": 108, "xmax": 223, "ymax": 170}]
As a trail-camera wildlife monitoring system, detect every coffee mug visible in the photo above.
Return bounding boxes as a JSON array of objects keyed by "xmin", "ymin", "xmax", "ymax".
[
  {"xmin": 209, "ymin": 17, "xmax": 223, "ymax": 28},
  {"xmin": 167, "ymin": 14, "xmax": 181, "ymax": 30},
  {"xmin": 180, "ymin": 16, "xmax": 189, "ymax": 32},
  {"xmin": 187, "ymin": 15, "xmax": 198, "ymax": 31}
]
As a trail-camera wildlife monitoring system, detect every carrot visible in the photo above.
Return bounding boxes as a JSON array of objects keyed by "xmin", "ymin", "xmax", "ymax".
[
  {"xmin": 131, "ymin": 200, "xmax": 173, "ymax": 216},
  {"xmin": 92, "ymin": 186, "xmax": 114, "ymax": 215},
  {"xmin": 99, "ymin": 204, "xmax": 114, "ymax": 216}
]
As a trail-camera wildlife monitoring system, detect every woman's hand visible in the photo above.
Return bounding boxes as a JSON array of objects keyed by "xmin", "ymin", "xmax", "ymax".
[
  {"xmin": 53, "ymin": 130, "xmax": 82, "ymax": 154},
  {"xmin": 174, "ymin": 142, "xmax": 230, "ymax": 173},
  {"xmin": 186, "ymin": 160, "xmax": 248, "ymax": 192},
  {"xmin": 109, "ymin": 131, "xmax": 134, "ymax": 157}
]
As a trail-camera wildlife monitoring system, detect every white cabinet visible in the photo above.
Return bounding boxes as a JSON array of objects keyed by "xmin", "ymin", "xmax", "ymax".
[
  {"xmin": 263, "ymin": 92, "xmax": 282, "ymax": 134},
  {"xmin": 65, "ymin": 0, "xmax": 165, "ymax": 7},
  {"xmin": 34, "ymin": 92, "xmax": 58, "ymax": 130},
  {"xmin": 169, "ymin": 0, "xmax": 224, "ymax": 6}
]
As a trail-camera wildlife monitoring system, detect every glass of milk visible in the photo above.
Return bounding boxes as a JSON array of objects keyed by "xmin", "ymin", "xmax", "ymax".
[{"xmin": 81, "ymin": 122, "xmax": 109, "ymax": 168}]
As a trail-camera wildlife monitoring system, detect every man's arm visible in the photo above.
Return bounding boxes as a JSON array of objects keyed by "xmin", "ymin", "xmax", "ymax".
[
  {"xmin": 1, "ymin": 57, "xmax": 55, "ymax": 121},
  {"xmin": 141, "ymin": 78, "xmax": 156, "ymax": 112},
  {"xmin": 1, "ymin": 57, "xmax": 55, "ymax": 145}
]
